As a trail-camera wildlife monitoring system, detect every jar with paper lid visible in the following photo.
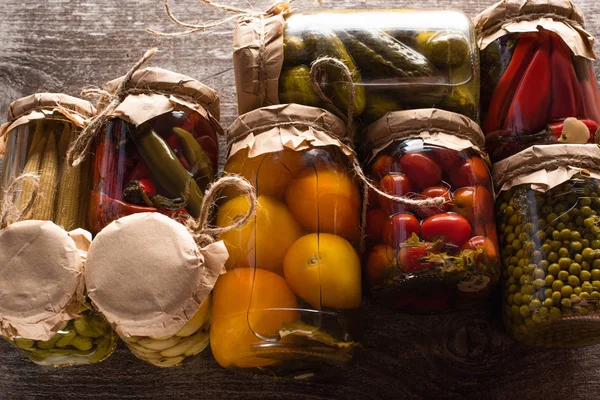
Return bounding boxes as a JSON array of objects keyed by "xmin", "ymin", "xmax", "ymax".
[
  {"xmin": 212, "ymin": 104, "xmax": 361, "ymax": 378},
  {"xmin": 0, "ymin": 93, "xmax": 96, "ymax": 231},
  {"xmin": 475, "ymin": 0, "xmax": 600, "ymax": 162},
  {"xmin": 494, "ymin": 145, "xmax": 600, "ymax": 347},
  {"xmin": 0, "ymin": 218, "xmax": 117, "ymax": 366},
  {"xmin": 234, "ymin": 4, "xmax": 480, "ymax": 128},
  {"xmin": 88, "ymin": 67, "xmax": 221, "ymax": 234},
  {"xmin": 363, "ymin": 109, "xmax": 500, "ymax": 313}
]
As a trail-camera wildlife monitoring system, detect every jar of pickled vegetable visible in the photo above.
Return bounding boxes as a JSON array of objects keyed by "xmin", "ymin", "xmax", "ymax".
[
  {"xmin": 364, "ymin": 109, "xmax": 500, "ymax": 313},
  {"xmin": 475, "ymin": 0, "xmax": 600, "ymax": 162},
  {"xmin": 0, "ymin": 221, "xmax": 117, "ymax": 366},
  {"xmin": 89, "ymin": 67, "xmax": 221, "ymax": 234},
  {"xmin": 234, "ymin": 4, "xmax": 480, "ymax": 127},
  {"xmin": 0, "ymin": 93, "xmax": 96, "ymax": 231},
  {"xmin": 212, "ymin": 104, "xmax": 361, "ymax": 378},
  {"xmin": 494, "ymin": 144, "xmax": 600, "ymax": 347},
  {"xmin": 85, "ymin": 212, "xmax": 229, "ymax": 367}
]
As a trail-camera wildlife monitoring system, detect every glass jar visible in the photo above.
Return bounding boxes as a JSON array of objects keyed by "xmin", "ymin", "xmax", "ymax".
[
  {"xmin": 493, "ymin": 145, "xmax": 600, "ymax": 347},
  {"xmin": 364, "ymin": 109, "xmax": 499, "ymax": 313},
  {"xmin": 0, "ymin": 93, "xmax": 96, "ymax": 231},
  {"xmin": 234, "ymin": 7, "xmax": 479, "ymax": 127},
  {"xmin": 212, "ymin": 104, "xmax": 361, "ymax": 379},
  {"xmin": 89, "ymin": 67, "xmax": 222, "ymax": 234},
  {"xmin": 475, "ymin": 0, "xmax": 600, "ymax": 162}
]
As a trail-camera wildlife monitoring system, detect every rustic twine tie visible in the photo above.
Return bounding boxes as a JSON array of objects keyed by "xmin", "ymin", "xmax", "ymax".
[{"xmin": 0, "ymin": 174, "xmax": 40, "ymax": 229}]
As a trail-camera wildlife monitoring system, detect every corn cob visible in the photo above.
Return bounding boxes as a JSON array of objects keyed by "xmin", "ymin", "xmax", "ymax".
[
  {"xmin": 57, "ymin": 122, "xmax": 72, "ymax": 161},
  {"xmin": 31, "ymin": 130, "xmax": 58, "ymax": 221},
  {"xmin": 54, "ymin": 125, "xmax": 82, "ymax": 230},
  {"xmin": 26, "ymin": 120, "xmax": 45, "ymax": 159},
  {"xmin": 17, "ymin": 131, "xmax": 47, "ymax": 214}
]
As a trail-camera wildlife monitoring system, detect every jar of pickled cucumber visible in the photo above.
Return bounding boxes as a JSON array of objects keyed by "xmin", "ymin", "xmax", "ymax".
[
  {"xmin": 213, "ymin": 104, "xmax": 361, "ymax": 379},
  {"xmin": 234, "ymin": 4, "xmax": 479, "ymax": 127},
  {"xmin": 493, "ymin": 144, "xmax": 600, "ymax": 347},
  {"xmin": 364, "ymin": 109, "xmax": 500, "ymax": 313},
  {"xmin": 0, "ymin": 93, "xmax": 96, "ymax": 231},
  {"xmin": 89, "ymin": 67, "xmax": 221, "ymax": 234},
  {"xmin": 0, "ymin": 222, "xmax": 117, "ymax": 366},
  {"xmin": 475, "ymin": 0, "xmax": 600, "ymax": 162},
  {"xmin": 85, "ymin": 212, "xmax": 228, "ymax": 367}
]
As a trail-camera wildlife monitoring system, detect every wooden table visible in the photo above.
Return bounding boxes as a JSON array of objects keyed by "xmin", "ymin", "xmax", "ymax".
[{"xmin": 2, "ymin": 0, "xmax": 600, "ymax": 398}]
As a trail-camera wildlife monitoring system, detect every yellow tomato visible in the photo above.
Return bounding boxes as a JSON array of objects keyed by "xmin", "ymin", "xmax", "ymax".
[
  {"xmin": 210, "ymin": 268, "xmax": 299, "ymax": 368},
  {"xmin": 283, "ymin": 233, "xmax": 362, "ymax": 309}
]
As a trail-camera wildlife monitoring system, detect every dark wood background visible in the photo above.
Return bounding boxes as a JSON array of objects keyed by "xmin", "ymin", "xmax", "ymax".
[{"xmin": 2, "ymin": 0, "xmax": 600, "ymax": 398}]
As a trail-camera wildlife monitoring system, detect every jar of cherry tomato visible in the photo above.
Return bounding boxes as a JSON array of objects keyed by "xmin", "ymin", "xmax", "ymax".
[
  {"xmin": 364, "ymin": 109, "xmax": 500, "ymax": 312},
  {"xmin": 89, "ymin": 67, "xmax": 222, "ymax": 234},
  {"xmin": 475, "ymin": 0, "xmax": 600, "ymax": 162},
  {"xmin": 494, "ymin": 144, "xmax": 600, "ymax": 347},
  {"xmin": 212, "ymin": 104, "xmax": 361, "ymax": 379}
]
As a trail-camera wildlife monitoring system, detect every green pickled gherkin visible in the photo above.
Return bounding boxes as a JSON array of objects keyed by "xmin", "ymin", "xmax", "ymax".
[
  {"xmin": 361, "ymin": 92, "xmax": 402, "ymax": 125},
  {"xmin": 301, "ymin": 28, "xmax": 366, "ymax": 116},
  {"xmin": 415, "ymin": 31, "xmax": 471, "ymax": 68},
  {"xmin": 283, "ymin": 35, "xmax": 307, "ymax": 67},
  {"xmin": 279, "ymin": 66, "xmax": 323, "ymax": 107}
]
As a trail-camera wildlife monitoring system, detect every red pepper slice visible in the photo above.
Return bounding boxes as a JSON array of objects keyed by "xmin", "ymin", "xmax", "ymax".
[
  {"xmin": 580, "ymin": 64, "xmax": 600, "ymax": 122},
  {"xmin": 549, "ymin": 33, "xmax": 582, "ymax": 121}
]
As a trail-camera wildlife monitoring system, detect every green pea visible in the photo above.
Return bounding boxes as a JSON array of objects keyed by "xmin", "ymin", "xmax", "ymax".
[
  {"xmin": 582, "ymin": 261, "xmax": 591, "ymax": 270},
  {"xmin": 580, "ymin": 198, "xmax": 592, "ymax": 207},
  {"xmin": 593, "ymin": 259, "xmax": 600, "ymax": 269},
  {"xmin": 569, "ymin": 275, "xmax": 581, "ymax": 287},
  {"xmin": 581, "ymin": 270, "xmax": 592, "ymax": 282},
  {"xmin": 513, "ymin": 293, "xmax": 522, "ymax": 305},
  {"xmin": 560, "ymin": 229, "xmax": 572, "ymax": 240},
  {"xmin": 543, "ymin": 298, "xmax": 554, "ymax": 308},
  {"xmin": 582, "ymin": 282, "xmax": 594, "ymax": 293},
  {"xmin": 513, "ymin": 267, "xmax": 523, "ymax": 279},
  {"xmin": 530, "ymin": 299, "xmax": 542, "ymax": 309},
  {"xmin": 548, "ymin": 263, "xmax": 560, "ymax": 276},
  {"xmin": 591, "ymin": 291, "xmax": 600, "ymax": 301},
  {"xmin": 552, "ymin": 230, "xmax": 561, "ymax": 240},
  {"xmin": 507, "ymin": 294, "xmax": 514, "ymax": 305},
  {"xmin": 549, "ymin": 307, "xmax": 562, "ymax": 321},
  {"xmin": 533, "ymin": 279, "xmax": 546, "ymax": 289},
  {"xmin": 552, "ymin": 280, "xmax": 564, "ymax": 291},
  {"xmin": 552, "ymin": 291, "xmax": 562, "ymax": 303},
  {"xmin": 558, "ymin": 271, "xmax": 570, "ymax": 282},
  {"xmin": 592, "ymin": 240, "xmax": 600, "ymax": 249},
  {"xmin": 548, "ymin": 252, "xmax": 559, "ymax": 263},
  {"xmin": 593, "ymin": 281, "xmax": 600, "ymax": 290},
  {"xmin": 506, "ymin": 233, "xmax": 516, "ymax": 243},
  {"xmin": 571, "ymin": 241, "xmax": 583, "ymax": 252},
  {"xmin": 508, "ymin": 276, "xmax": 516, "ymax": 285},
  {"xmin": 515, "ymin": 225, "xmax": 523, "ymax": 235},
  {"xmin": 547, "ymin": 213, "xmax": 559, "ymax": 224},
  {"xmin": 509, "ymin": 215, "xmax": 519, "ymax": 226},
  {"xmin": 571, "ymin": 231, "xmax": 583, "ymax": 241},
  {"xmin": 545, "ymin": 275, "xmax": 555, "ymax": 286},
  {"xmin": 569, "ymin": 263, "xmax": 582, "ymax": 275},
  {"xmin": 583, "ymin": 248, "xmax": 595, "ymax": 261},
  {"xmin": 573, "ymin": 286, "xmax": 582, "ymax": 296},
  {"xmin": 512, "ymin": 239, "xmax": 523, "ymax": 250},
  {"xmin": 591, "ymin": 269, "xmax": 600, "ymax": 280},
  {"xmin": 574, "ymin": 254, "xmax": 584, "ymax": 264},
  {"xmin": 511, "ymin": 305, "xmax": 521, "ymax": 319},
  {"xmin": 557, "ymin": 222, "xmax": 567, "ymax": 231},
  {"xmin": 559, "ymin": 258, "xmax": 572, "ymax": 269},
  {"xmin": 505, "ymin": 205, "xmax": 514, "ymax": 216},
  {"xmin": 561, "ymin": 285, "xmax": 574, "ymax": 297},
  {"xmin": 579, "ymin": 307, "xmax": 590, "ymax": 316},
  {"xmin": 520, "ymin": 305, "xmax": 531, "ymax": 317},
  {"xmin": 541, "ymin": 244, "xmax": 552, "ymax": 254},
  {"xmin": 582, "ymin": 206, "xmax": 593, "ymax": 217},
  {"xmin": 507, "ymin": 284, "xmax": 517, "ymax": 294},
  {"xmin": 509, "ymin": 256, "xmax": 519, "ymax": 266},
  {"xmin": 544, "ymin": 288, "xmax": 553, "ymax": 299},
  {"xmin": 504, "ymin": 225, "xmax": 514, "ymax": 235},
  {"xmin": 561, "ymin": 298, "xmax": 572, "ymax": 308},
  {"xmin": 580, "ymin": 291, "xmax": 591, "ymax": 301},
  {"xmin": 500, "ymin": 203, "xmax": 508, "ymax": 213},
  {"xmin": 525, "ymin": 264, "xmax": 537, "ymax": 274},
  {"xmin": 522, "ymin": 294, "xmax": 532, "ymax": 304}
]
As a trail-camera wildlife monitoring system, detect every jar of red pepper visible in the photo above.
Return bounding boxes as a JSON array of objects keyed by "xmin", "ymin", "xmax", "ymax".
[
  {"xmin": 475, "ymin": 0, "xmax": 600, "ymax": 162},
  {"xmin": 364, "ymin": 109, "xmax": 500, "ymax": 312},
  {"xmin": 89, "ymin": 67, "xmax": 222, "ymax": 234}
]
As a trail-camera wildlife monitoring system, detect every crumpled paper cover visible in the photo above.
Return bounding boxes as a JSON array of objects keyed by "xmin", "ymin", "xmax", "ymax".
[
  {"xmin": 227, "ymin": 103, "xmax": 352, "ymax": 159},
  {"xmin": 0, "ymin": 221, "xmax": 85, "ymax": 341},
  {"xmin": 84, "ymin": 212, "xmax": 228, "ymax": 338},
  {"xmin": 0, "ymin": 93, "xmax": 96, "ymax": 153},
  {"xmin": 492, "ymin": 144, "xmax": 600, "ymax": 194},
  {"xmin": 364, "ymin": 109, "xmax": 486, "ymax": 163},
  {"xmin": 474, "ymin": 0, "xmax": 595, "ymax": 59},
  {"xmin": 103, "ymin": 67, "xmax": 223, "ymax": 135}
]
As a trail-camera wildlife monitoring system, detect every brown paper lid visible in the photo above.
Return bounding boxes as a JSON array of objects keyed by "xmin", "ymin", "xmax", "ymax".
[
  {"xmin": 84, "ymin": 212, "xmax": 228, "ymax": 338},
  {"xmin": 226, "ymin": 103, "xmax": 352, "ymax": 158},
  {"xmin": 0, "ymin": 221, "xmax": 84, "ymax": 341},
  {"xmin": 103, "ymin": 67, "xmax": 223, "ymax": 134},
  {"xmin": 364, "ymin": 109, "xmax": 485, "ymax": 163},
  {"xmin": 474, "ymin": 0, "xmax": 595, "ymax": 59},
  {"xmin": 0, "ymin": 93, "xmax": 96, "ymax": 139},
  {"xmin": 492, "ymin": 144, "xmax": 600, "ymax": 194}
]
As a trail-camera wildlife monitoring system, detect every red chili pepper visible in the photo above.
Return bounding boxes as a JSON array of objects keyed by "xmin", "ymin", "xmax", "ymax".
[
  {"xmin": 125, "ymin": 159, "xmax": 152, "ymax": 183},
  {"xmin": 579, "ymin": 64, "xmax": 600, "ymax": 123},
  {"xmin": 503, "ymin": 32, "xmax": 552, "ymax": 135},
  {"xmin": 549, "ymin": 33, "xmax": 582, "ymax": 121},
  {"xmin": 138, "ymin": 178, "xmax": 157, "ymax": 197},
  {"xmin": 165, "ymin": 133, "xmax": 179, "ymax": 150},
  {"xmin": 94, "ymin": 137, "xmax": 119, "ymax": 199},
  {"xmin": 484, "ymin": 33, "xmax": 538, "ymax": 134},
  {"xmin": 177, "ymin": 154, "xmax": 191, "ymax": 170}
]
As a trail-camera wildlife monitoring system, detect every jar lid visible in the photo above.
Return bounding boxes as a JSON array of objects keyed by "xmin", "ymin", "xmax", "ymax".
[
  {"xmin": 474, "ymin": 0, "xmax": 594, "ymax": 58},
  {"xmin": 0, "ymin": 221, "xmax": 85, "ymax": 341},
  {"xmin": 364, "ymin": 109, "xmax": 484, "ymax": 161},
  {"xmin": 226, "ymin": 103, "xmax": 352, "ymax": 158},
  {"xmin": 84, "ymin": 213, "xmax": 227, "ymax": 338},
  {"xmin": 103, "ymin": 67, "xmax": 221, "ymax": 122},
  {"xmin": 492, "ymin": 144, "xmax": 600, "ymax": 193}
]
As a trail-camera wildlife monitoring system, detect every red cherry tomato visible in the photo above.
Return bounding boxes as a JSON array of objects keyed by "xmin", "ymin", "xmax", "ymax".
[
  {"xmin": 371, "ymin": 154, "xmax": 401, "ymax": 178},
  {"xmin": 399, "ymin": 152, "xmax": 442, "ymax": 189},
  {"xmin": 366, "ymin": 208, "xmax": 387, "ymax": 245},
  {"xmin": 382, "ymin": 213, "xmax": 420, "ymax": 247},
  {"xmin": 449, "ymin": 157, "xmax": 489, "ymax": 188},
  {"xmin": 379, "ymin": 173, "xmax": 413, "ymax": 215},
  {"xmin": 461, "ymin": 236, "xmax": 499, "ymax": 263},
  {"xmin": 452, "ymin": 186, "xmax": 494, "ymax": 224},
  {"xmin": 414, "ymin": 186, "xmax": 452, "ymax": 218},
  {"xmin": 431, "ymin": 147, "xmax": 463, "ymax": 172},
  {"xmin": 421, "ymin": 213, "xmax": 472, "ymax": 246},
  {"xmin": 398, "ymin": 246, "xmax": 433, "ymax": 273}
]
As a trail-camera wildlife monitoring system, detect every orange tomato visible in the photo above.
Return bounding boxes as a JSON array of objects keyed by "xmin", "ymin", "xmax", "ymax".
[
  {"xmin": 210, "ymin": 268, "xmax": 299, "ymax": 368},
  {"xmin": 223, "ymin": 148, "xmax": 305, "ymax": 199},
  {"xmin": 283, "ymin": 233, "xmax": 362, "ymax": 309},
  {"xmin": 461, "ymin": 236, "xmax": 499, "ymax": 263},
  {"xmin": 366, "ymin": 244, "xmax": 395, "ymax": 287},
  {"xmin": 216, "ymin": 195, "xmax": 303, "ymax": 273},
  {"xmin": 449, "ymin": 157, "xmax": 490, "ymax": 188},
  {"xmin": 382, "ymin": 213, "xmax": 420, "ymax": 248},
  {"xmin": 378, "ymin": 173, "xmax": 413, "ymax": 215},
  {"xmin": 285, "ymin": 166, "xmax": 361, "ymax": 242},
  {"xmin": 371, "ymin": 154, "xmax": 401, "ymax": 178},
  {"xmin": 453, "ymin": 186, "xmax": 494, "ymax": 224}
]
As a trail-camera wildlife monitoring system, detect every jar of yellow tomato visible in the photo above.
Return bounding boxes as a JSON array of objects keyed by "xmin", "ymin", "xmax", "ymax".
[{"xmin": 213, "ymin": 104, "xmax": 361, "ymax": 379}]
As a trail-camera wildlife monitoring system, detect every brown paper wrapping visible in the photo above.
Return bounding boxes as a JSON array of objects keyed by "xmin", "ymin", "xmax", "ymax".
[
  {"xmin": 0, "ymin": 93, "xmax": 96, "ymax": 142},
  {"xmin": 474, "ymin": 0, "xmax": 595, "ymax": 59},
  {"xmin": 492, "ymin": 144, "xmax": 600, "ymax": 194},
  {"xmin": 364, "ymin": 109, "xmax": 486, "ymax": 163},
  {"xmin": 227, "ymin": 103, "xmax": 352, "ymax": 158},
  {"xmin": 233, "ymin": 10, "xmax": 287, "ymax": 114},
  {"xmin": 103, "ymin": 67, "xmax": 223, "ymax": 134},
  {"xmin": 0, "ymin": 221, "xmax": 85, "ymax": 341},
  {"xmin": 84, "ymin": 213, "xmax": 228, "ymax": 339}
]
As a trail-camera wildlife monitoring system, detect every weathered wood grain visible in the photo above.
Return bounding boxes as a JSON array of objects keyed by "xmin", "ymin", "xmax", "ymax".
[{"xmin": 2, "ymin": 0, "xmax": 600, "ymax": 398}]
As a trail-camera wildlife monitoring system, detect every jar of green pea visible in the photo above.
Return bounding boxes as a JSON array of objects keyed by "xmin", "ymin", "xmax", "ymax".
[{"xmin": 493, "ymin": 144, "xmax": 600, "ymax": 347}]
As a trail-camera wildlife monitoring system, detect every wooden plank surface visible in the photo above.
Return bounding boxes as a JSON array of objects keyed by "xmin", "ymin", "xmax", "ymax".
[{"xmin": 2, "ymin": 0, "xmax": 600, "ymax": 398}]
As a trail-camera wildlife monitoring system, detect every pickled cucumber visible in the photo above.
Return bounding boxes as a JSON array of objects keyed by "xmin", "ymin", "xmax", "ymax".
[
  {"xmin": 283, "ymin": 35, "xmax": 307, "ymax": 66},
  {"xmin": 279, "ymin": 66, "xmax": 323, "ymax": 107},
  {"xmin": 416, "ymin": 31, "xmax": 471, "ymax": 68}
]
